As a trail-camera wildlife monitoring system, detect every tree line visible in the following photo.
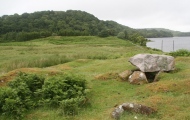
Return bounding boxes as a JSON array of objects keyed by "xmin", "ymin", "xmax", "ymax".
[
  {"xmin": 0, "ymin": 10, "xmax": 174, "ymax": 44},
  {"xmin": 136, "ymin": 29, "xmax": 173, "ymax": 38}
]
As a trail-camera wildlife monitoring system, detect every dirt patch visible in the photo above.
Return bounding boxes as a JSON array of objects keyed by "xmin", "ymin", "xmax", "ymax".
[
  {"xmin": 0, "ymin": 68, "xmax": 41, "ymax": 86},
  {"xmin": 0, "ymin": 67, "xmax": 63, "ymax": 86},
  {"xmin": 95, "ymin": 72, "xmax": 118, "ymax": 80},
  {"xmin": 145, "ymin": 82, "xmax": 171, "ymax": 93},
  {"xmin": 56, "ymin": 64, "xmax": 72, "ymax": 70},
  {"xmin": 146, "ymin": 79, "xmax": 190, "ymax": 93},
  {"xmin": 143, "ymin": 95, "xmax": 163, "ymax": 108},
  {"xmin": 0, "ymin": 72, "xmax": 17, "ymax": 86}
]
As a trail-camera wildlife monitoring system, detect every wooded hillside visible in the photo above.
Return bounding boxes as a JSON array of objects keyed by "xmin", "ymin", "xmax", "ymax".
[
  {"xmin": 0, "ymin": 10, "xmax": 132, "ymax": 41},
  {"xmin": 0, "ymin": 10, "xmax": 177, "ymax": 42}
]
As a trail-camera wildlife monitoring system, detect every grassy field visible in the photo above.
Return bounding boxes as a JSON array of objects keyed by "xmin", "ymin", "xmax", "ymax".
[{"xmin": 0, "ymin": 36, "xmax": 189, "ymax": 120}]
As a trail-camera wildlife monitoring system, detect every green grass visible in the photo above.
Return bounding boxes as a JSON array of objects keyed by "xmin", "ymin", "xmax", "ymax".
[
  {"xmin": 0, "ymin": 36, "xmax": 189, "ymax": 120},
  {"xmin": 0, "ymin": 36, "xmax": 153, "ymax": 74}
]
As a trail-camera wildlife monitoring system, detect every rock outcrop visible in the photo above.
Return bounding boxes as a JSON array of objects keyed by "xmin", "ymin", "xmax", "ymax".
[{"xmin": 129, "ymin": 54, "xmax": 175, "ymax": 72}]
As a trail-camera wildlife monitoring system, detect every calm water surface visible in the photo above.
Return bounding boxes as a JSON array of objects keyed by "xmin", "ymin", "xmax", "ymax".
[{"xmin": 147, "ymin": 37, "xmax": 190, "ymax": 52}]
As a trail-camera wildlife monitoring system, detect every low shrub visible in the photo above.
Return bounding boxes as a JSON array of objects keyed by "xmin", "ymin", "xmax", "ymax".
[
  {"xmin": 39, "ymin": 74, "xmax": 87, "ymax": 108},
  {"xmin": 59, "ymin": 96, "xmax": 86, "ymax": 115},
  {"xmin": 0, "ymin": 72, "xmax": 45, "ymax": 119},
  {"xmin": 152, "ymin": 48, "xmax": 162, "ymax": 52},
  {"xmin": 0, "ymin": 88, "xmax": 25, "ymax": 119},
  {"xmin": 169, "ymin": 49, "xmax": 190, "ymax": 57},
  {"xmin": 0, "ymin": 72, "xmax": 88, "ymax": 119}
]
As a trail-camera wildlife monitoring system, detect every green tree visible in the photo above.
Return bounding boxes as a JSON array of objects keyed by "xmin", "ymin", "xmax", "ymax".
[
  {"xmin": 117, "ymin": 32, "xmax": 125, "ymax": 39},
  {"xmin": 124, "ymin": 29, "xmax": 128, "ymax": 39},
  {"xmin": 98, "ymin": 29, "xmax": 109, "ymax": 37},
  {"xmin": 129, "ymin": 33, "xmax": 147, "ymax": 46}
]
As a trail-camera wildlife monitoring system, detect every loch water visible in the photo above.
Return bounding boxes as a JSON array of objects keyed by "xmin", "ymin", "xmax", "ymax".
[{"xmin": 146, "ymin": 37, "xmax": 190, "ymax": 52}]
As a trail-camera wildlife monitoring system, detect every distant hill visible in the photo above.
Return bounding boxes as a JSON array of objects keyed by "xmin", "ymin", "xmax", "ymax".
[
  {"xmin": 136, "ymin": 28, "xmax": 173, "ymax": 38},
  {"xmin": 0, "ymin": 10, "xmax": 184, "ymax": 42},
  {"xmin": 141, "ymin": 28, "xmax": 190, "ymax": 37}
]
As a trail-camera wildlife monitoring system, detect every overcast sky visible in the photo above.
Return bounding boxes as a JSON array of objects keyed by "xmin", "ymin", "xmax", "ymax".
[{"xmin": 1, "ymin": 0, "xmax": 190, "ymax": 32}]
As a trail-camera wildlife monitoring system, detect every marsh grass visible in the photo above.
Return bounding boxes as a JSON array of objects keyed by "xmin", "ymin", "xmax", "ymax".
[
  {"xmin": 0, "ymin": 36, "xmax": 189, "ymax": 120},
  {"xmin": 0, "ymin": 36, "xmax": 147, "ymax": 74}
]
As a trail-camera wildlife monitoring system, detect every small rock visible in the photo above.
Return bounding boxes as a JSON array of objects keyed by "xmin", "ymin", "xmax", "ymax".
[
  {"xmin": 111, "ymin": 105, "xmax": 124, "ymax": 120},
  {"xmin": 153, "ymin": 71, "xmax": 162, "ymax": 82},
  {"xmin": 118, "ymin": 70, "xmax": 132, "ymax": 81},
  {"xmin": 128, "ymin": 71, "xmax": 148, "ymax": 85}
]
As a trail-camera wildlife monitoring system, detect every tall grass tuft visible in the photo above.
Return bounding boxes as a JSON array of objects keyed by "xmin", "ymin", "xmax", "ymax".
[{"xmin": 2, "ymin": 55, "xmax": 74, "ymax": 72}]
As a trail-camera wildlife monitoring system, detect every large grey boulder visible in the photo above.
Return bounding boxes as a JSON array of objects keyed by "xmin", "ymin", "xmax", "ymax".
[{"xmin": 129, "ymin": 54, "xmax": 175, "ymax": 72}]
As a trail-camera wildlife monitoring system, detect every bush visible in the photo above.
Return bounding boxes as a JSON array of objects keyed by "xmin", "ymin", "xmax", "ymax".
[
  {"xmin": 0, "ymin": 72, "xmax": 45, "ymax": 119},
  {"xmin": 8, "ymin": 72, "xmax": 45, "ymax": 102},
  {"xmin": 0, "ymin": 88, "xmax": 25, "ymax": 119},
  {"xmin": 128, "ymin": 33, "xmax": 147, "ymax": 46},
  {"xmin": 38, "ymin": 74, "xmax": 87, "ymax": 116},
  {"xmin": 59, "ymin": 96, "xmax": 86, "ymax": 115},
  {"xmin": 117, "ymin": 32, "xmax": 125, "ymax": 39},
  {"xmin": 98, "ymin": 30, "xmax": 109, "ymax": 37},
  {"xmin": 169, "ymin": 49, "xmax": 190, "ymax": 57},
  {"xmin": 39, "ymin": 74, "xmax": 87, "ymax": 107},
  {"xmin": 0, "ymin": 72, "xmax": 88, "ymax": 119}
]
